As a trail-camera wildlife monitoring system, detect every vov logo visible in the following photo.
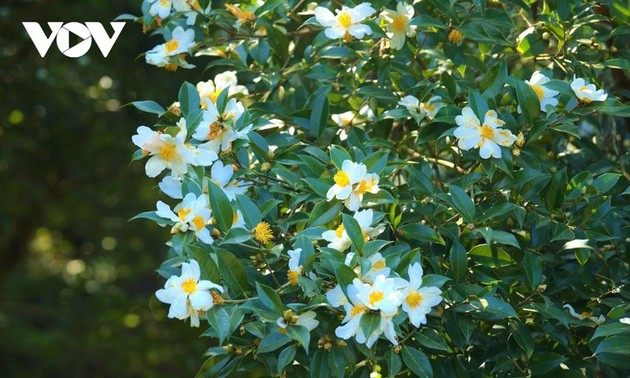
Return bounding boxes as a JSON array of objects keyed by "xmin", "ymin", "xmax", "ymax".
[{"xmin": 23, "ymin": 22, "xmax": 125, "ymax": 58}]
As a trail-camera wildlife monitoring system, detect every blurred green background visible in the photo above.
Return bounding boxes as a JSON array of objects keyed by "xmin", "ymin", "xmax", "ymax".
[{"xmin": 0, "ymin": 1, "xmax": 211, "ymax": 376}]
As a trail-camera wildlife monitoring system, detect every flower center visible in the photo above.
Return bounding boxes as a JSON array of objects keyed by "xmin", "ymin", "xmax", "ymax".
[
  {"xmin": 181, "ymin": 277, "xmax": 197, "ymax": 294},
  {"xmin": 178, "ymin": 207, "xmax": 192, "ymax": 221},
  {"xmin": 372, "ymin": 259, "xmax": 386, "ymax": 270},
  {"xmin": 391, "ymin": 14, "xmax": 408, "ymax": 33},
  {"xmin": 253, "ymin": 221, "xmax": 273, "ymax": 244},
  {"xmin": 334, "ymin": 170, "xmax": 350, "ymax": 186},
  {"xmin": 338, "ymin": 11, "xmax": 352, "ymax": 28},
  {"xmin": 448, "ymin": 29, "xmax": 462, "ymax": 44},
  {"xmin": 335, "ymin": 224, "xmax": 346, "ymax": 238},
  {"xmin": 354, "ymin": 178, "xmax": 374, "ymax": 195},
  {"xmin": 165, "ymin": 39, "xmax": 179, "ymax": 53},
  {"xmin": 531, "ymin": 85, "xmax": 545, "ymax": 100},
  {"xmin": 159, "ymin": 144, "xmax": 177, "ymax": 161},
  {"xmin": 288, "ymin": 270, "xmax": 300, "ymax": 285},
  {"xmin": 480, "ymin": 125, "xmax": 495, "ymax": 139},
  {"xmin": 192, "ymin": 215, "xmax": 206, "ymax": 231},
  {"xmin": 579, "ymin": 86, "xmax": 590, "ymax": 93},
  {"xmin": 350, "ymin": 304, "xmax": 367, "ymax": 316},
  {"xmin": 406, "ymin": 291, "xmax": 423, "ymax": 308},
  {"xmin": 207, "ymin": 122, "xmax": 223, "ymax": 140},
  {"xmin": 369, "ymin": 291, "xmax": 384, "ymax": 306}
]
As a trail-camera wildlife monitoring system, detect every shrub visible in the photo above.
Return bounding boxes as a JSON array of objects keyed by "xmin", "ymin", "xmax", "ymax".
[{"xmin": 127, "ymin": 0, "xmax": 630, "ymax": 376}]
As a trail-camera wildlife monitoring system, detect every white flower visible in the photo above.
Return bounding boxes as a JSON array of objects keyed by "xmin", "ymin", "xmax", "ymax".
[
  {"xmin": 193, "ymin": 99, "xmax": 251, "ymax": 155},
  {"xmin": 401, "ymin": 263, "xmax": 442, "ymax": 327},
  {"xmin": 277, "ymin": 310, "xmax": 320, "ymax": 332},
  {"xmin": 159, "ymin": 175, "xmax": 183, "ymax": 199},
  {"xmin": 454, "ymin": 107, "xmax": 517, "ymax": 159},
  {"xmin": 148, "ymin": 0, "xmax": 172, "ymax": 19},
  {"xmin": 131, "ymin": 122, "xmax": 198, "ymax": 177},
  {"xmin": 322, "ymin": 209, "xmax": 383, "ymax": 252},
  {"xmin": 287, "ymin": 248, "xmax": 302, "ymax": 286},
  {"xmin": 571, "ymin": 76, "xmax": 608, "ymax": 103},
  {"xmin": 155, "ymin": 193, "xmax": 214, "ymax": 245},
  {"xmin": 197, "ymin": 71, "xmax": 249, "ymax": 106},
  {"xmin": 399, "ymin": 95, "xmax": 444, "ymax": 122},
  {"xmin": 173, "ymin": 0, "xmax": 210, "ymax": 25},
  {"xmin": 326, "ymin": 160, "xmax": 380, "ymax": 211},
  {"xmin": 563, "ymin": 304, "xmax": 606, "ymax": 324},
  {"xmin": 380, "ymin": 2, "xmax": 416, "ymax": 50},
  {"xmin": 326, "ymin": 285, "xmax": 349, "ymax": 308},
  {"xmin": 525, "ymin": 71, "xmax": 559, "ymax": 112},
  {"xmin": 334, "ymin": 276, "xmax": 403, "ymax": 347},
  {"xmin": 145, "ymin": 27, "xmax": 196, "ymax": 68},
  {"xmin": 315, "ymin": 3, "xmax": 376, "ymax": 42},
  {"xmin": 155, "ymin": 259, "xmax": 223, "ymax": 327},
  {"xmin": 620, "ymin": 317, "xmax": 630, "ymax": 325},
  {"xmin": 332, "ymin": 111, "xmax": 359, "ymax": 128},
  {"xmin": 231, "ymin": 210, "xmax": 246, "ymax": 229},
  {"xmin": 361, "ymin": 252, "xmax": 391, "ymax": 283},
  {"xmin": 209, "ymin": 160, "xmax": 250, "ymax": 201}
]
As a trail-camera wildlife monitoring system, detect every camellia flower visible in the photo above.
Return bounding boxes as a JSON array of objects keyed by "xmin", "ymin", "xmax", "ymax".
[
  {"xmin": 314, "ymin": 3, "xmax": 376, "ymax": 42},
  {"xmin": 277, "ymin": 310, "xmax": 319, "ymax": 333},
  {"xmin": 132, "ymin": 120, "xmax": 206, "ymax": 178},
  {"xmin": 360, "ymin": 252, "xmax": 391, "ymax": 283},
  {"xmin": 398, "ymin": 95, "xmax": 444, "ymax": 123},
  {"xmin": 334, "ymin": 276, "xmax": 403, "ymax": 347},
  {"xmin": 287, "ymin": 248, "xmax": 302, "ymax": 286},
  {"xmin": 197, "ymin": 71, "xmax": 249, "ymax": 107},
  {"xmin": 193, "ymin": 99, "xmax": 251, "ymax": 155},
  {"xmin": 155, "ymin": 259, "xmax": 223, "ymax": 327},
  {"xmin": 159, "ymin": 175, "xmax": 183, "ymax": 199},
  {"xmin": 322, "ymin": 209, "xmax": 383, "ymax": 252},
  {"xmin": 401, "ymin": 263, "xmax": 442, "ymax": 327},
  {"xmin": 332, "ymin": 111, "xmax": 359, "ymax": 128},
  {"xmin": 563, "ymin": 304, "xmax": 606, "ymax": 324},
  {"xmin": 231, "ymin": 210, "xmax": 246, "ymax": 229},
  {"xmin": 454, "ymin": 107, "xmax": 517, "ymax": 159},
  {"xmin": 155, "ymin": 193, "xmax": 214, "ymax": 245},
  {"xmin": 525, "ymin": 71, "xmax": 559, "ymax": 112},
  {"xmin": 571, "ymin": 76, "xmax": 608, "ymax": 103},
  {"xmin": 209, "ymin": 161, "xmax": 250, "ymax": 201},
  {"xmin": 380, "ymin": 2, "xmax": 416, "ymax": 50},
  {"xmin": 253, "ymin": 221, "xmax": 273, "ymax": 244},
  {"xmin": 145, "ymin": 27, "xmax": 196, "ymax": 69},
  {"xmin": 448, "ymin": 28, "xmax": 463, "ymax": 44},
  {"xmin": 327, "ymin": 160, "xmax": 380, "ymax": 210},
  {"xmin": 148, "ymin": 0, "xmax": 172, "ymax": 19}
]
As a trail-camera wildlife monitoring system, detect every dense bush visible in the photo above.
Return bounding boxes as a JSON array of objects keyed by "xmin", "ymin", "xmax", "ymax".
[{"xmin": 128, "ymin": 0, "xmax": 629, "ymax": 377}]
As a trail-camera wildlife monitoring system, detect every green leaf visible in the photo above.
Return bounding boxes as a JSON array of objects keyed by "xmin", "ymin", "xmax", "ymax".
[
  {"xmin": 529, "ymin": 352, "xmax": 567, "ymax": 375},
  {"xmin": 510, "ymin": 77, "xmax": 540, "ymax": 126},
  {"xmin": 398, "ymin": 223, "xmax": 445, "ymax": 245},
  {"xmin": 342, "ymin": 213, "xmax": 364, "ymax": 252},
  {"xmin": 357, "ymin": 86, "xmax": 398, "ymax": 103},
  {"xmin": 509, "ymin": 320, "xmax": 534, "ymax": 358},
  {"xmin": 470, "ymin": 296, "xmax": 517, "ymax": 320},
  {"xmin": 206, "ymin": 307, "xmax": 231, "ymax": 345},
  {"xmin": 187, "ymin": 245, "xmax": 220, "ymax": 283},
  {"xmin": 359, "ymin": 312, "xmax": 381, "ymax": 341},
  {"xmin": 309, "ymin": 201, "xmax": 343, "ymax": 227},
  {"xmin": 208, "ymin": 181, "xmax": 233, "ymax": 234},
  {"xmin": 401, "ymin": 347, "xmax": 432, "ymax": 378},
  {"xmin": 469, "ymin": 244, "xmax": 514, "ymax": 267},
  {"xmin": 591, "ymin": 322, "xmax": 630, "ymax": 340},
  {"xmin": 286, "ymin": 325, "xmax": 311, "ymax": 354},
  {"xmin": 310, "ymin": 86, "xmax": 331, "ymax": 136},
  {"xmin": 132, "ymin": 100, "xmax": 165, "ymax": 116},
  {"xmin": 543, "ymin": 168, "xmax": 567, "ymax": 210},
  {"xmin": 361, "ymin": 150, "xmax": 389, "ymax": 175},
  {"xmin": 257, "ymin": 331, "xmax": 291, "ymax": 354},
  {"xmin": 219, "ymin": 227, "xmax": 252, "ymax": 245},
  {"xmin": 468, "ymin": 89, "xmax": 489, "ymax": 120},
  {"xmin": 447, "ymin": 185, "xmax": 476, "ymax": 223},
  {"xmin": 277, "ymin": 345, "xmax": 297, "ymax": 374},
  {"xmin": 415, "ymin": 328, "xmax": 451, "ymax": 352},
  {"xmin": 523, "ymin": 252, "xmax": 542, "ymax": 290},
  {"xmin": 178, "ymin": 81, "xmax": 200, "ymax": 116},
  {"xmin": 449, "ymin": 242, "xmax": 468, "ymax": 282},
  {"xmin": 330, "ymin": 145, "xmax": 351, "ymax": 169},
  {"xmin": 592, "ymin": 173, "xmax": 620, "ymax": 194},
  {"xmin": 129, "ymin": 211, "xmax": 173, "ymax": 224},
  {"xmin": 256, "ymin": 282, "xmax": 283, "ymax": 315},
  {"xmin": 409, "ymin": 14, "xmax": 447, "ymax": 29},
  {"xmin": 216, "ymin": 248, "xmax": 249, "ymax": 297},
  {"xmin": 603, "ymin": 58, "xmax": 630, "ymax": 70},
  {"xmin": 385, "ymin": 348, "xmax": 402, "ymax": 377},
  {"xmin": 234, "ymin": 195, "xmax": 261, "ymax": 227}
]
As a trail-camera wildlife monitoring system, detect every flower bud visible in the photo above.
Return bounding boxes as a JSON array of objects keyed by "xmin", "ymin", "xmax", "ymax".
[
  {"xmin": 448, "ymin": 28, "xmax": 463, "ymax": 45},
  {"xmin": 516, "ymin": 132, "xmax": 525, "ymax": 148},
  {"xmin": 168, "ymin": 102, "xmax": 182, "ymax": 116}
]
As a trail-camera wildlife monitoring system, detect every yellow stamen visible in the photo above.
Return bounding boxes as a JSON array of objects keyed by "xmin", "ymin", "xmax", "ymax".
[
  {"xmin": 159, "ymin": 144, "xmax": 177, "ymax": 161},
  {"xmin": 253, "ymin": 221, "xmax": 273, "ymax": 244},
  {"xmin": 372, "ymin": 259, "xmax": 385, "ymax": 270},
  {"xmin": 288, "ymin": 270, "xmax": 300, "ymax": 286},
  {"xmin": 210, "ymin": 291, "xmax": 224, "ymax": 305},
  {"xmin": 369, "ymin": 291, "xmax": 384, "ymax": 306},
  {"xmin": 178, "ymin": 207, "xmax": 192, "ymax": 221},
  {"xmin": 192, "ymin": 216, "xmax": 206, "ymax": 231},
  {"xmin": 406, "ymin": 291, "xmax": 423, "ymax": 308},
  {"xmin": 448, "ymin": 28, "xmax": 462, "ymax": 44},
  {"xmin": 165, "ymin": 39, "xmax": 179, "ymax": 53},
  {"xmin": 354, "ymin": 178, "xmax": 375, "ymax": 195},
  {"xmin": 350, "ymin": 304, "xmax": 367, "ymax": 316},
  {"xmin": 165, "ymin": 63, "xmax": 178, "ymax": 72},
  {"xmin": 338, "ymin": 11, "xmax": 352, "ymax": 28},
  {"xmin": 181, "ymin": 277, "xmax": 197, "ymax": 294},
  {"xmin": 480, "ymin": 125, "xmax": 495, "ymax": 139},
  {"xmin": 207, "ymin": 122, "xmax": 223, "ymax": 140},
  {"xmin": 531, "ymin": 85, "xmax": 545, "ymax": 100},
  {"xmin": 334, "ymin": 170, "xmax": 350, "ymax": 186},
  {"xmin": 335, "ymin": 224, "xmax": 346, "ymax": 238},
  {"xmin": 390, "ymin": 14, "xmax": 408, "ymax": 33}
]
